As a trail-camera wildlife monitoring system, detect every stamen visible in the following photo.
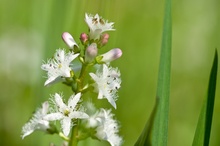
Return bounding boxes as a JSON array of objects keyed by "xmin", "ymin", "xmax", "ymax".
[
  {"xmin": 92, "ymin": 18, "xmax": 98, "ymax": 24},
  {"xmin": 99, "ymin": 18, "xmax": 105, "ymax": 25}
]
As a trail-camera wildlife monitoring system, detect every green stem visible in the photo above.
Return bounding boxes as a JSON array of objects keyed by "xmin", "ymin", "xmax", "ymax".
[
  {"xmin": 69, "ymin": 63, "xmax": 90, "ymax": 146},
  {"xmin": 69, "ymin": 121, "xmax": 79, "ymax": 146},
  {"xmin": 77, "ymin": 64, "xmax": 89, "ymax": 91}
]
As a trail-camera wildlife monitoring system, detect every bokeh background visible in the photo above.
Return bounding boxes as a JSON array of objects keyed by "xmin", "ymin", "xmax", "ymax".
[{"xmin": 0, "ymin": 0, "xmax": 220, "ymax": 145}]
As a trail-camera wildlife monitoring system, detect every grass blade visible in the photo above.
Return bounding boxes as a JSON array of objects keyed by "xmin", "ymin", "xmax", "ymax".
[
  {"xmin": 192, "ymin": 50, "xmax": 218, "ymax": 146},
  {"xmin": 135, "ymin": 0, "xmax": 172, "ymax": 145}
]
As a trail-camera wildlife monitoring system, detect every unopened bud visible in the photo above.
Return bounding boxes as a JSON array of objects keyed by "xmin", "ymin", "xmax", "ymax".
[
  {"xmin": 85, "ymin": 43, "xmax": 98, "ymax": 63},
  {"xmin": 99, "ymin": 48, "xmax": 122, "ymax": 63},
  {"xmin": 80, "ymin": 33, "xmax": 88, "ymax": 44},
  {"xmin": 100, "ymin": 33, "xmax": 109, "ymax": 46},
  {"xmin": 62, "ymin": 32, "xmax": 79, "ymax": 49}
]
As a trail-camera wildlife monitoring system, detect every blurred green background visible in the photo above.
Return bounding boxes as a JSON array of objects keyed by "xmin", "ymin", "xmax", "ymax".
[{"xmin": 0, "ymin": 0, "xmax": 220, "ymax": 145}]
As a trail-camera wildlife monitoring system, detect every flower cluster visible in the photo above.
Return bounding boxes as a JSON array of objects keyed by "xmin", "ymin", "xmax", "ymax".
[{"xmin": 21, "ymin": 13, "xmax": 123, "ymax": 146}]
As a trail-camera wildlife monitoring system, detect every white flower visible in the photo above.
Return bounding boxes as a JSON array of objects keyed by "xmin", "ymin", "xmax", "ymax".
[
  {"xmin": 87, "ymin": 109, "xmax": 122, "ymax": 146},
  {"xmin": 83, "ymin": 102, "xmax": 99, "ymax": 128},
  {"xmin": 21, "ymin": 102, "xmax": 50, "ymax": 139},
  {"xmin": 85, "ymin": 13, "xmax": 115, "ymax": 40},
  {"xmin": 89, "ymin": 64, "xmax": 121, "ymax": 109},
  {"xmin": 44, "ymin": 93, "xmax": 89, "ymax": 136},
  {"xmin": 41, "ymin": 49, "xmax": 79, "ymax": 86}
]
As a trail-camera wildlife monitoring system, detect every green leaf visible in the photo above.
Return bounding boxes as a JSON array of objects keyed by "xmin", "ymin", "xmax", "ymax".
[
  {"xmin": 135, "ymin": 0, "xmax": 172, "ymax": 145},
  {"xmin": 192, "ymin": 50, "xmax": 218, "ymax": 146}
]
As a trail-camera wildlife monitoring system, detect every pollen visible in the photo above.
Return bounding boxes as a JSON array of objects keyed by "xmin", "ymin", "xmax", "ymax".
[{"xmin": 92, "ymin": 18, "xmax": 98, "ymax": 24}]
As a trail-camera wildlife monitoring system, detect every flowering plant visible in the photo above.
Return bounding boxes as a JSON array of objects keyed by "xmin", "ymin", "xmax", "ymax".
[
  {"xmin": 21, "ymin": 2, "xmax": 219, "ymax": 145},
  {"xmin": 21, "ymin": 13, "xmax": 123, "ymax": 146}
]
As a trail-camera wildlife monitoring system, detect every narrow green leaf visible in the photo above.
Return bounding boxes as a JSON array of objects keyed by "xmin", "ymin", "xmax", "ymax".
[
  {"xmin": 134, "ymin": 100, "xmax": 158, "ymax": 146},
  {"xmin": 135, "ymin": 0, "xmax": 172, "ymax": 145},
  {"xmin": 192, "ymin": 50, "xmax": 218, "ymax": 146}
]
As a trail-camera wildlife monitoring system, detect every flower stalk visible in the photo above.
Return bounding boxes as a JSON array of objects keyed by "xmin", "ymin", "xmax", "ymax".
[
  {"xmin": 21, "ymin": 13, "xmax": 123, "ymax": 146},
  {"xmin": 69, "ymin": 122, "xmax": 79, "ymax": 146}
]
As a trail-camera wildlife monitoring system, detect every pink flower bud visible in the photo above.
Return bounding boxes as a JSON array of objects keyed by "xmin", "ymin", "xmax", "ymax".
[
  {"xmin": 100, "ymin": 33, "xmax": 109, "ymax": 46},
  {"xmin": 62, "ymin": 32, "xmax": 78, "ymax": 49},
  {"xmin": 101, "ymin": 48, "xmax": 122, "ymax": 63},
  {"xmin": 85, "ymin": 43, "xmax": 98, "ymax": 62},
  {"xmin": 80, "ymin": 33, "xmax": 88, "ymax": 44}
]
